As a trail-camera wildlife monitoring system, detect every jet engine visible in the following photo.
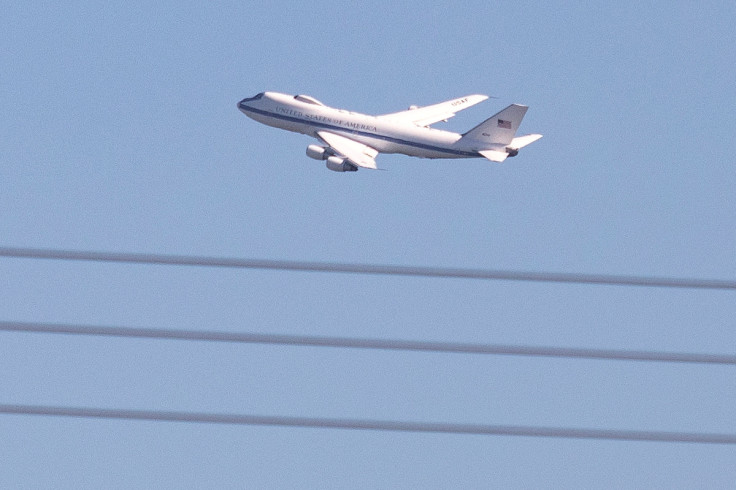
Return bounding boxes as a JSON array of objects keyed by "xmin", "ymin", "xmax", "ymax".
[
  {"xmin": 306, "ymin": 144, "xmax": 328, "ymax": 160},
  {"xmin": 325, "ymin": 155, "xmax": 357, "ymax": 172}
]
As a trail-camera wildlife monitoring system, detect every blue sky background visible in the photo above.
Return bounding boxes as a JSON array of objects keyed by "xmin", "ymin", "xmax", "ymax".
[{"xmin": 2, "ymin": 1, "xmax": 735, "ymax": 488}]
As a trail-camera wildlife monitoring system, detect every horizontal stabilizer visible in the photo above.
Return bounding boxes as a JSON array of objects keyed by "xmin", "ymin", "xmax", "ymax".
[
  {"xmin": 478, "ymin": 149, "xmax": 508, "ymax": 163},
  {"xmin": 509, "ymin": 133, "xmax": 543, "ymax": 149}
]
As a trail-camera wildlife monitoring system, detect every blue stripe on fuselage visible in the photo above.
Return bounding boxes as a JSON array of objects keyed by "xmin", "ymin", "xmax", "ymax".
[{"xmin": 238, "ymin": 103, "xmax": 477, "ymax": 158}]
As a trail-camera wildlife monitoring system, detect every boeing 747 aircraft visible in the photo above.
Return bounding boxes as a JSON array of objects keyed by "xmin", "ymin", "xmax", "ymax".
[{"xmin": 237, "ymin": 91, "xmax": 541, "ymax": 172}]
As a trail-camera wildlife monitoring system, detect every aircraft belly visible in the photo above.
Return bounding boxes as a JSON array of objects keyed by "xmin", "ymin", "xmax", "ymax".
[{"xmin": 334, "ymin": 132, "xmax": 464, "ymax": 159}]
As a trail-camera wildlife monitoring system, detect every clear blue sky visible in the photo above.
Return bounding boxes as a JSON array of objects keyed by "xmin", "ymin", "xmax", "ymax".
[{"xmin": 2, "ymin": 1, "xmax": 735, "ymax": 487}]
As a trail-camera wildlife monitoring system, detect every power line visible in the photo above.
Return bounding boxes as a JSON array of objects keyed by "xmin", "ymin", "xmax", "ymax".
[
  {"xmin": 1, "ymin": 246, "xmax": 734, "ymax": 290},
  {"xmin": 2, "ymin": 321, "xmax": 734, "ymax": 365},
  {"xmin": 2, "ymin": 404, "xmax": 734, "ymax": 444}
]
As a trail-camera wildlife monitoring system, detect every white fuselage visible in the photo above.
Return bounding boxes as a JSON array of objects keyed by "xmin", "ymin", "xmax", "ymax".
[{"xmin": 237, "ymin": 92, "xmax": 480, "ymax": 159}]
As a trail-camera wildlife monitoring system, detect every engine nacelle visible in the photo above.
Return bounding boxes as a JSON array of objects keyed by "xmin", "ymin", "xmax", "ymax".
[
  {"xmin": 326, "ymin": 155, "xmax": 357, "ymax": 172},
  {"xmin": 306, "ymin": 144, "xmax": 328, "ymax": 160}
]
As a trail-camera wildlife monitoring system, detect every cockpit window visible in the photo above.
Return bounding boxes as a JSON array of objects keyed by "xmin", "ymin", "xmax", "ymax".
[
  {"xmin": 241, "ymin": 92, "xmax": 264, "ymax": 103},
  {"xmin": 294, "ymin": 94, "xmax": 324, "ymax": 106}
]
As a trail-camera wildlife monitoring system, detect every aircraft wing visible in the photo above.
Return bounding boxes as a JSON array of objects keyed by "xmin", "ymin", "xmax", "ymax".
[
  {"xmin": 377, "ymin": 94, "xmax": 488, "ymax": 127},
  {"xmin": 317, "ymin": 131, "xmax": 379, "ymax": 170}
]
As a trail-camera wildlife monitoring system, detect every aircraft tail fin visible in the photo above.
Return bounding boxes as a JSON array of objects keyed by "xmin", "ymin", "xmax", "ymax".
[
  {"xmin": 459, "ymin": 104, "xmax": 541, "ymax": 163},
  {"xmin": 460, "ymin": 104, "xmax": 528, "ymax": 146}
]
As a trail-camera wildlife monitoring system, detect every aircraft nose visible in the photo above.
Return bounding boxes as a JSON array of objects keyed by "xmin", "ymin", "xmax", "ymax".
[{"xmin": 238, "ymin": 92, "xmax": 265, "ymax": 114}]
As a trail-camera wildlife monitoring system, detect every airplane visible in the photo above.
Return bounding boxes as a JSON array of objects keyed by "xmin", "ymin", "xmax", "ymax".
[{"xmin": 237, "ymin": 91, "xmax": 541, "ymax": 172}]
